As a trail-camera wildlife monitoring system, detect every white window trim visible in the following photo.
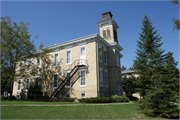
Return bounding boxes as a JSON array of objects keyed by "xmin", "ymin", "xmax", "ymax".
[
  {"xmin": 53, "ymin": 52, "xmax": 59, "ymax": 67},
  {"xmin": 81, "ymin": 92, "xmax": 86, "ymax": 98},
  {"xmin": 25, "ymin": 78, "xmax": 30, "ymax": 91},
  {"xmin": 107, "ymin": 27, "xmax": 111, "ymax": 37},
  {"xmin": 105, "ymin": 69, "xmax": 108, "ymax": 87},
  {"xmin": 98, "ymin": 45, "xmax": 102, "ymax": 63},
  {"xmin": 37, "ymin": 58, "xmax": 40, "ymax": 66},
  {"xmin": 17, "ymin": 79, "xmax": 21, "ymax": 91},
  {"xmin": 99, "ymin": 67, "xmax": 103, "ymax": 87},
  {"xmin": 79, "ymin": 69, "xmax": 86, "ymax": 87},
  {"xmin": 103, "ymin": 48, "xmax": 107, "ymax": 65},
  {"xmin": 66, "ymin": 48, "xmax": 72, "ymax": 65},
  {"xmin": 19, "ymin": 62, "xmax": 23, "ymax": 73},
  {"xmin": 53, "ymin": 72, "xmax": 58, "ymax": 89},
  {"xmin": 65, "ymin": 70, "xmax": 71, "ymax": 88},
  {"xmin": 27, "ymin": 60, "xmax": 31, "ymax": 72}
]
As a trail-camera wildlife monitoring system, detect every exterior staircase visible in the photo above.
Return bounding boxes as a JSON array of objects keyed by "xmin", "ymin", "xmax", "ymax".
[{"xmin": 50, "ymin": 59, "xmax": 87, "ymax": 100}]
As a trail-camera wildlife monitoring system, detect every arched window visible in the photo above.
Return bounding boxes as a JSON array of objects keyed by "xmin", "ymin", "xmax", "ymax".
[
  {"xmin": 107, "ymin": 27, "xmax": 110, "ymax": 37},
  {"xmin": 103, "ymin": 28, "xmax": 106, "ymax": 38}
]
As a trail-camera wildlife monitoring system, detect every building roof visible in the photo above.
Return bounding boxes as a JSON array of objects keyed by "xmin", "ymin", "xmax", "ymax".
[
  {"xmin": 121, "ymin": 70, "xmax": 136, "ymax": 74},
  {"xmin": 48, "ymin": 33, "xmax": 123, "ymax": 52}
]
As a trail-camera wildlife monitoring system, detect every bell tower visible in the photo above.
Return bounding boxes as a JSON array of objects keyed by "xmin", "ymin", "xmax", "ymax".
[{"xmin": 97, "ymin": 12, "xmax": 119, "ymax": 43}]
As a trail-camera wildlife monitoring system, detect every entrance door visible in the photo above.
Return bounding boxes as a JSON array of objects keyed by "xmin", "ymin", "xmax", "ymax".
[{"xmin": 80, "ymin": 46, "xmax": 86, "ymax": 65}]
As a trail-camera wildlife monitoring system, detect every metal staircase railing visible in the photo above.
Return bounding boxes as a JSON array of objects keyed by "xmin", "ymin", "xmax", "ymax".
[{"xmin": 50, "ymin": 59, "xmax": 88, "ymax": 99}]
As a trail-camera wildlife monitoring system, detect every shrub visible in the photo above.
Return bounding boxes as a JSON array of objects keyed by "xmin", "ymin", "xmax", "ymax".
[
  {"xmin": 62, "ymin": 98, "xmax": 75, "ymax": 102},
  {"xmin": 126, "ymin": 94, "xmax": 138, "ymax": 101},
  {"xmin": 78, "ymin": 97, "xmax": 113, "ymax": 103},
  {"xmin": 111, "ymin": 94, "xmax": 130, "ymax": 102},
  {"xmin": 36, "ymin": 96, "xmax": 50, "ymax": 101},
  {"xmin": 1, "ymin": 96, "xmax": 4, "ymax": 100}
]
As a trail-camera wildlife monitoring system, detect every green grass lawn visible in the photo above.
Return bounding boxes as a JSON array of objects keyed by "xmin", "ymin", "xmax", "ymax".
[{"xmin": 1, "ymin": 101, "xmax": 165, "ymax": 119}]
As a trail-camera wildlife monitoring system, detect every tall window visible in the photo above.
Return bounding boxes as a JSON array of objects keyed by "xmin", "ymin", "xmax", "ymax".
[
  {"xmin": 105, "ymin": 70, "xmax": 108, "ymax": 87},
  {"xmin": 27, "ymin": 60, "xmax": 31, "ymax": 72},
  {"xmin": 98, "ymin": 46, "xmax": 102, "ymax": 62},
  {"xmin": 37, "ymin": 58, "xmax": 40, "ymax": 65},
  {"xmin": 54, "ymin": 53, "xmax": 58, "ymax": 67},
  {"xmin": 104, "ymin": 50, "xmax": 107, "ymax": 64},
  {"xmin": 107, "ymin": 27, "xmax": 110, "ymax": 37},
  {"xmin": 80, "ymin": 47, "xmax": 85, "ymax": 55},
  {"xmin": 17, "ymin": 80, "xmax": 21, "ymax": 91},
  {"xmin": 103, "ymin": 28, "xmax": 106, "ymax": 38},
  {"xmin": 53, "ymin": 73, "xmax": 58, "ymax": 88},
  {"xmin": 66, "ymin": 50, "xmax": 71, "ymax": 64},
  {"xmin": 26, "ymin": 78, "xmax": 30, "ymax": 90},
  {"xmin": 19, "ymin": 62, "xmax": 22, "ymax": 72},
  {"xmin": 80, "ymin": 70, "xmax": 86, "ymax": 86},
  {"xmin": 99, "ymin": 68, "xmax": 103, "ymax": 86},
  {"xmin": 65, "ymin": 72, "xmax": 71, "ymax": 88},
  {"xmin": 116, "ymin": 53, "xmax": 119, "ymax": 66}
]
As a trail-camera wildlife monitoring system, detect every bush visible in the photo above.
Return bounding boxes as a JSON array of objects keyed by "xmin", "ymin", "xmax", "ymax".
[
  {"xmin": 111, "ymin": 94, "xmax": 130, "ymax": 102},
  {"xmin": 36, "ymin": 96, "xmax": 50, "ymax": 101},
  {"xmin": 126, "ymin": 94, "xmax": 139, "ymax": 101},
  {"xmin": 61, "ymin": 98, "xmax": 75, "ymax": 102},
  {"xmin": 78, "ymin": 97, "xmax": 113, "ymax": 103}
]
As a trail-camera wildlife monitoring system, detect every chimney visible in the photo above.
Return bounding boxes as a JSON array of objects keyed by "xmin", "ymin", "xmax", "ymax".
[{"xmin": 102, "ymin": 12, "xmax": 113, "ymax": 19}]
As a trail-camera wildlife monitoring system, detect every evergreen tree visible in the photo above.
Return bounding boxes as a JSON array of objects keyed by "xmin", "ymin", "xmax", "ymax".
[
  {"xmin": 134, "ymin": 15, "xmax": 164, "ymax": 98},
  {"xmin": 134, "ymin": 15, "xmax": 179, "ymax": 118},
  {"xmin": 121, "ymin": 65, "xmax": 127, "ymax": 71}
]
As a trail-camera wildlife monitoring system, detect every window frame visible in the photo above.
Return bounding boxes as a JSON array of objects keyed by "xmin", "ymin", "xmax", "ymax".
[
  {"xmin": 65, "ymin": 70, "xmax": 71, "ymax": 88},
  {"xmin": 98, "ymin": 45, "xmax": 102, "ymax": 62},
  {"xmin": 105, "ymin": 70, "xmax": 108, "ymax": 87},
  {"xmin": 53, "ymin": 72, "xmax": 58, "ymax": 89},
  {"xmin": 17, "ymin": 79, "xmax": 21, "ymax": 91},
  {"xmin": 53, "ymin": 52, "xmax": 59, "ymax": 67},
  {"xmin": 99, "ymin": 67, "xmax": 103, "ymax": 87},
  {"xmin": 66, "ymin": 49, "xmax": 72, "ymax": 65},
  {"xmin": 25, "ymin": 78, "xmax": 30, "ymax": 90},
  {"xmin": 81, "ymin": 93, "xmax": 86, "ymax": 98},
  {"xmin": 19, "ymin": 62, "xmax": 22, "ymax": 73},
  {"xmin": 37, "ymin": 58, "xmax": 40, "ymax": 66},
  {"xmin": 80, "ymin": 69, "xmax": 86, "ymax": 87},
  {"xmin": 66, "ymin": 93, "xmax": 70, "ymax": 98},
  {"xmin": 107, "ymin": 27, "xmax": 110, "ymax": 37},
  {"xmin": 104, "ymin": 49, "xmax": 107, "ymax": 65},
  {"xmin": 27, "ymin": 60, "xmax": 31, "ymax": 72},
  {"xmin": 103, "ymin": 28, "xmax": 106, "ymax": 38}
]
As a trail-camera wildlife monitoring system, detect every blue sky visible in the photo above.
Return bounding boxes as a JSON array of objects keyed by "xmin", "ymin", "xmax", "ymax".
[{"xmin": 1, "ymin": 0, "xmax": 179, "ymax": 69}]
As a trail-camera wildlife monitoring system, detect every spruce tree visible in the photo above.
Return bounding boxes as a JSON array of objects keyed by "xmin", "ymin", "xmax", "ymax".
[
  {"xmin": 134, "ymin": 15, "xmax": 179, "ymax": 118},
  {"xmin": 134, "ymin": 15, "xmax": 164, "ymax": 98}
]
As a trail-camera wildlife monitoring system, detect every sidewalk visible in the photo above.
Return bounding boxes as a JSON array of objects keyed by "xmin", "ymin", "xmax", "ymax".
[{"xmin": 1, "ymin": 101, "xmax": 133, "ymax": 106}]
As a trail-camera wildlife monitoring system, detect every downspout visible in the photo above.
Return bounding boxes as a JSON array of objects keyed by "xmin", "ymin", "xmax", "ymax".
[{"xmin": 96, "ymin": 41, "xmax": 100, "ymax": 97}]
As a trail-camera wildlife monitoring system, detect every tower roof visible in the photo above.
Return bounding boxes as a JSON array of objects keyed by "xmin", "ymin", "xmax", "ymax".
[
  {"xmin": 97, "ymin": 11, "xmax": 114, "ymax": 25},
  {"xmin": 97, "ymin": 11, "xmax": 119, "ymax": 28}
]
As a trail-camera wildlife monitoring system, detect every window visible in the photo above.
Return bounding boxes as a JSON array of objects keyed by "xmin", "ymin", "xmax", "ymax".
[
  {"xmin": 105, "ymin": 70, "xmax": 108, "ymax": 87},
  {"xmin": 27, "ymin": 60, "xmax": 31, "ymax": 72},
  {"xmin": 54, "ymin": 53, "xmax": 58, "ymax": 67},
  {"xmin": 98, "ymin": 46, "xmax": 102, "ymax": 62},
  {"xmin": 132, "ymin": 73, "xmax": 136, "ymax": 78},
  {"xmin": 80, "ymin": 70, "xmax": 86, "ymax": 87},
  {"xmin": 80, "ymin": 47, "xmax": 85, "ymax": 55},
  {"xmin": 116, "ymin": 53, "xmax": 119, "ymax": 66},
  {"xmin": 37, "ymin": 58, "xmax": 40, "ymax": 65},
  {"xmin": 65, "ymin": 71, "xmax": 71, "ymax": 88},
  {"xmin": 17, "ymin": 80, "xmax": 21, "ymax": 91},
  {"xmin": 107, "ymin": 27, "xmax": 110, "ymax": 37},
  {"xmin": 66, "ymin": 93, "xmax": 70, "ymax": 98},
  {"xmin": 53, "ymin": 73, "xmax": 58, "ymax": 88},
  {"xmin": 99, "ymin": 68, "xmax": 103, "ymax": 86},
  {"xmin": 104, "ymin": 50, "xmax": 107, "ymax": 64},
  {"xmin": 25, "ymin": 78, "xmax": 30, "ymax": 90},
  {"xmin": 19, "ymin": 62, "xmax": 22, "ymax": 72},
  {"xmin": 81, "ymin": 93, "xmax": 85, "ymax": 98},
  {"xmin": 103, "ymin": 28, "xmax": 106, "ymax": 38},
  {"xmin": 66, "ymin": 49, "xmax": 71, "ymax": 64}
]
